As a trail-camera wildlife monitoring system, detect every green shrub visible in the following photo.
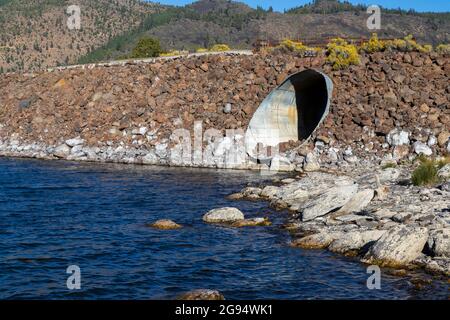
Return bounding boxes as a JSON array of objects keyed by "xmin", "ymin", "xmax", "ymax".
[
  {"xmin": 116, "ymin": 54, "xmax": 130, "ymax": 61},
  {"xmin": 412, "ymin": 160, "xmax": 438, "ymax": 186},
  {"xmin": 130, "ymin": 37, "xmax": 162, "ymax": 58},
  {"xmin": 326, "ymin": 38, "xmax": 360, "ymax": 70},
  {"xmin": 411, "ymin": 156, "xmax": 449, "ymax": 186},
  {"xmin": 382, "ymin": 162, "xmax": 397, "ymax": 169}
]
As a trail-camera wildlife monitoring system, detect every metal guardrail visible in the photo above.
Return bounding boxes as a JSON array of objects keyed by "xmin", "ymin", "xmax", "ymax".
[{"xmin": 46, "ymin": 50, "xmax": 254, "ymax": 72}]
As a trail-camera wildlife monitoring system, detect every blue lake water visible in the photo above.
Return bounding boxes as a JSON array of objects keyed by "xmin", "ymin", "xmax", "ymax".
[{"xmin": 0, "ymin": 158, "xmax": 448, "ymax": 300}]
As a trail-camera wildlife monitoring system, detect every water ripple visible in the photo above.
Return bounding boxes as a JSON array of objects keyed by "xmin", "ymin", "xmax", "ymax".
[{"xmin": 0, "ymin": 158, "xmax": 448, "ymax": 300}]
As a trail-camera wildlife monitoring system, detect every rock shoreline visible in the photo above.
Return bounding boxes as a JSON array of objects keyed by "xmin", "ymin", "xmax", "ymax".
[
  {"xmin": 230, "ymin": 164, "xmax": 450, "ymax": 278},
  {"xmin": 1, "ymin": 122, "xmax": 449, "ymax": 173}
]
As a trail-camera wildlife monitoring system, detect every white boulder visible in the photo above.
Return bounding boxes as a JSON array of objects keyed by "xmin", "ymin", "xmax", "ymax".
[
  {"xmin": 203, "ymin": 207, "xmax": 245, "ymax": 223},
  {"xmin": 386, "ymin": 128, "xmax": 410, "ymax": 147},
  {"xmin": 53, "ymin": 144, "xmax": 71, "ymax": 158},
  {"xmin": 303, "ymin": 152, "xmax": 320, "ymax": 172},
  {"xmin": 437, "ymin": 164, "xmax": 450, "ymax": 180},
  {"xmin": 260, "ymin": 186, "xmax": 280, "ymax": 198},
  {"xmin": 427, "ymin": 229, "xmax": 450, "ymax": 257},
  {"xmin": 65, "ymin": 137, "xmax": 85, "ymax": 147},
  {"xmin": 413, "ymin": 141, "xmax": 432, "ymax": 156},
  {"xmin": 378, "ymin": 167, "xmax": 400, "ymax": 183}
]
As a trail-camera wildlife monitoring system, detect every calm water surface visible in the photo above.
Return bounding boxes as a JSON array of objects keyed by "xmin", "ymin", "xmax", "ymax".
[{"xmin": 0, "ymin": 158, "xmax": 448, "ymax": 299}]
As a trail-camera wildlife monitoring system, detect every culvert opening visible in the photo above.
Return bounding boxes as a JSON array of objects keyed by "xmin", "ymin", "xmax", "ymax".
[
  {"xmin": 292, "ymin": 70, "xmax": 329, "ymax": 140},
  {"xmin": 245, "ymin": 69, "xmax": 333, "ymax": 159}
]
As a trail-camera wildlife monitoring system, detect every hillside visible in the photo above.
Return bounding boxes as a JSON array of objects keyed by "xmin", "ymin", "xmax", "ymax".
[
  {"xmin": 80, "ymin": 0, "xmax": 450, "ymax": 64},
  {"xmin": 0, "ymin": 0, "xmax": 160, "ymax": 72},
  {"xmin": 0, "ymin": 0, "xmax": 449, "ymax": 71}
]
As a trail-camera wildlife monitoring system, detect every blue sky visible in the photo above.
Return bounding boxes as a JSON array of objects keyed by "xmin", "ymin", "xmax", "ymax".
[{"xmin": 150, "ymin": 0, "xmax": 450, "ymax": 13}]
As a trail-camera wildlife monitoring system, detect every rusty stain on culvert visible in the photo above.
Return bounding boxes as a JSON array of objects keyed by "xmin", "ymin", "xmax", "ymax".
[{"xmin": 245, "ymin": 69, "xmax": 333, "ymax": 159}]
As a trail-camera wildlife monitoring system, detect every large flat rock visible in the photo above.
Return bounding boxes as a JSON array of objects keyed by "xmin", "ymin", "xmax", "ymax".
[
  {"xmin": 301, "ymin": 184, "xmax": 358, "ymax": 221},
  {"xmin": 363, "ymin": 225, "xmax": 428, "ymax": 267},
  {"xmin": 334, "ymin": 189, "xmax": 374, "ymax": 215},
  {"xmin": 328, "ymin": 230, "xmax": 386, "ymax": 255}
]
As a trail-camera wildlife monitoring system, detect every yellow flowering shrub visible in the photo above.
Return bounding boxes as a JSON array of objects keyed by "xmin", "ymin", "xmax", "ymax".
[
  {"xmin": 422, "ymin": 44, "xmax": 433, "ymax": 53},
  {"xmin": 209, "ymin": 44, "xmax": 231, "ymax": 52},
  {"xmin": 326, "ymin": 38, "xmax": 360, "ymax": 70},
  {"xmin": 360, "ymin": 33, "xmax": 386, "ymax": 53},
  {"xmin": 277, "ymin": 39, "xmax": 320, "ymax": 54},
  {"xmin": 160, "ymin": 50, "xmax": 183, "ymax": 57},
  {"xmin": 280, "ymin": 39, "xmax": 307, "ymax": 51},
  {"xmin": 436, "ymin": 44, "xmax": 450, "ymax": 54},
  {"xmin": 195, "ymin": 44, "xmax": 231, "ymax": 53},
  {"xmin": 385, "ymin": 38, "xmax": 407, "ymax": 51},
  {"xmin": 385, "ymin": 35, "xmax": 431, "ymax": 53}
]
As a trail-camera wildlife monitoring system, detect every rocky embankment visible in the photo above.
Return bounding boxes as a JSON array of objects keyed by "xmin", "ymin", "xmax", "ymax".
[
  {"xmin": 0, "ymin": 51, "xmax": 448, "ymax": 170},
  {"xmin": 1, "ymin": 49, "xmax": 447, "ymax": 295},
  {"xmin": 229, "ymin": 164, "xmax": 450, "ymax": 277}
]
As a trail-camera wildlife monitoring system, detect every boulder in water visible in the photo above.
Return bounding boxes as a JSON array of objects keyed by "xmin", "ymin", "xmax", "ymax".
[
  {"xmin": 203, "ymin": 207, "xmax": 244, "ymax": 223},
  {"xmin": 178, "ymin": 289, "xmax": 225, "ymax": 300},
  {"xmin": 147, "ymin": 219, "xmax": 182, "ymax": 230},
  {"xmin": 231, "ymin": 217, "xmax": 271, "ymax": 227}
]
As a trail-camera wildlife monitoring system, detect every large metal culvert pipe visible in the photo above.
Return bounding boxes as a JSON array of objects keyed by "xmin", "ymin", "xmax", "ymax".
[{"xmin": 245, "ymin": 69, "xmax": 333, "ymax": 159}]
